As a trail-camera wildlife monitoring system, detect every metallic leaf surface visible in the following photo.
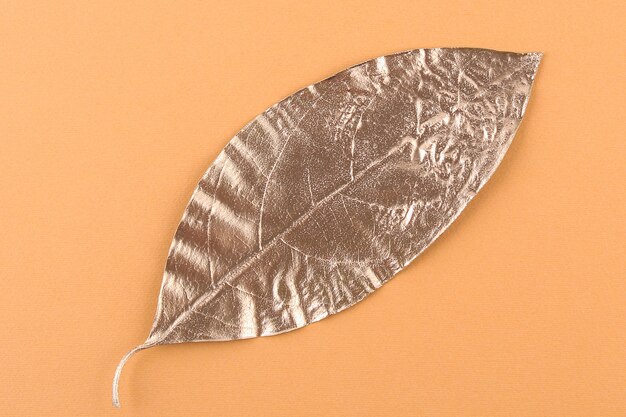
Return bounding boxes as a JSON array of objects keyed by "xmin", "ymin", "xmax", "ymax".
[{"xmin": 113, "ymin": 48, "xmax": 541, "ymax": 406}]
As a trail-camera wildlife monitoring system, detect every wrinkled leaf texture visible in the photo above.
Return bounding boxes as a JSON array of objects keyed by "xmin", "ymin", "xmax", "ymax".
[{"xmin": 113, "ymin": 48, "xmax": 541, "ymax": 407}]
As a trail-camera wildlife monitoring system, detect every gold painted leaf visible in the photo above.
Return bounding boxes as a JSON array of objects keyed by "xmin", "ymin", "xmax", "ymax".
[{"xmin": 113, "ymin": 48, "xmax": 541, "ymax": 406}]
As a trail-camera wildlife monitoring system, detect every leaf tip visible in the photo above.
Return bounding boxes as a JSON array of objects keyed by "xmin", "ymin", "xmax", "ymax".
[{"xmin": 524, "ymin": 51, "xmax": 544, "ymax": 71}]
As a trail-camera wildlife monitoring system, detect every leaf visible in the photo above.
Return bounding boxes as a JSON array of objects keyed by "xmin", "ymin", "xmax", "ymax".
[{"xmin": 113, "ymin": 48, "xmax": 541, "ymax": 406}]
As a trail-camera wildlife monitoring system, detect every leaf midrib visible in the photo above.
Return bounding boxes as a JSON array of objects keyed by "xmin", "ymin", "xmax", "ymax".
[{"xmin": 152, "ymin": 140, "xmax": 409, "ymax": 342}]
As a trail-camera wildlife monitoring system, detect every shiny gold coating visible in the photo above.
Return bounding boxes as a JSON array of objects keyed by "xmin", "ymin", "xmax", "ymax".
[{"xmin": 113, "ymin": 48, "xmax": 541, "ymax": 407}]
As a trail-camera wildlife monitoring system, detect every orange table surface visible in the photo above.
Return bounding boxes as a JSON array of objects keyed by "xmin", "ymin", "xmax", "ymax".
[{"xmin": 1, "ymin": 1, "xmax": 624, "ymax": 416}]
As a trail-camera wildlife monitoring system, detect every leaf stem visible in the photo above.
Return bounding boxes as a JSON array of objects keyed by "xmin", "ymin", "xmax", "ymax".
[{"xmin": 112, "ymin": 341, "xmax": 156, "ymax": 408}]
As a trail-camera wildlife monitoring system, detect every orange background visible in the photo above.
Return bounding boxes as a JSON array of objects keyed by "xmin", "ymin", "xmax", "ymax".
[{"xmin": 1, "ymin": 1, "xmax": 625, "ymax": 416}]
